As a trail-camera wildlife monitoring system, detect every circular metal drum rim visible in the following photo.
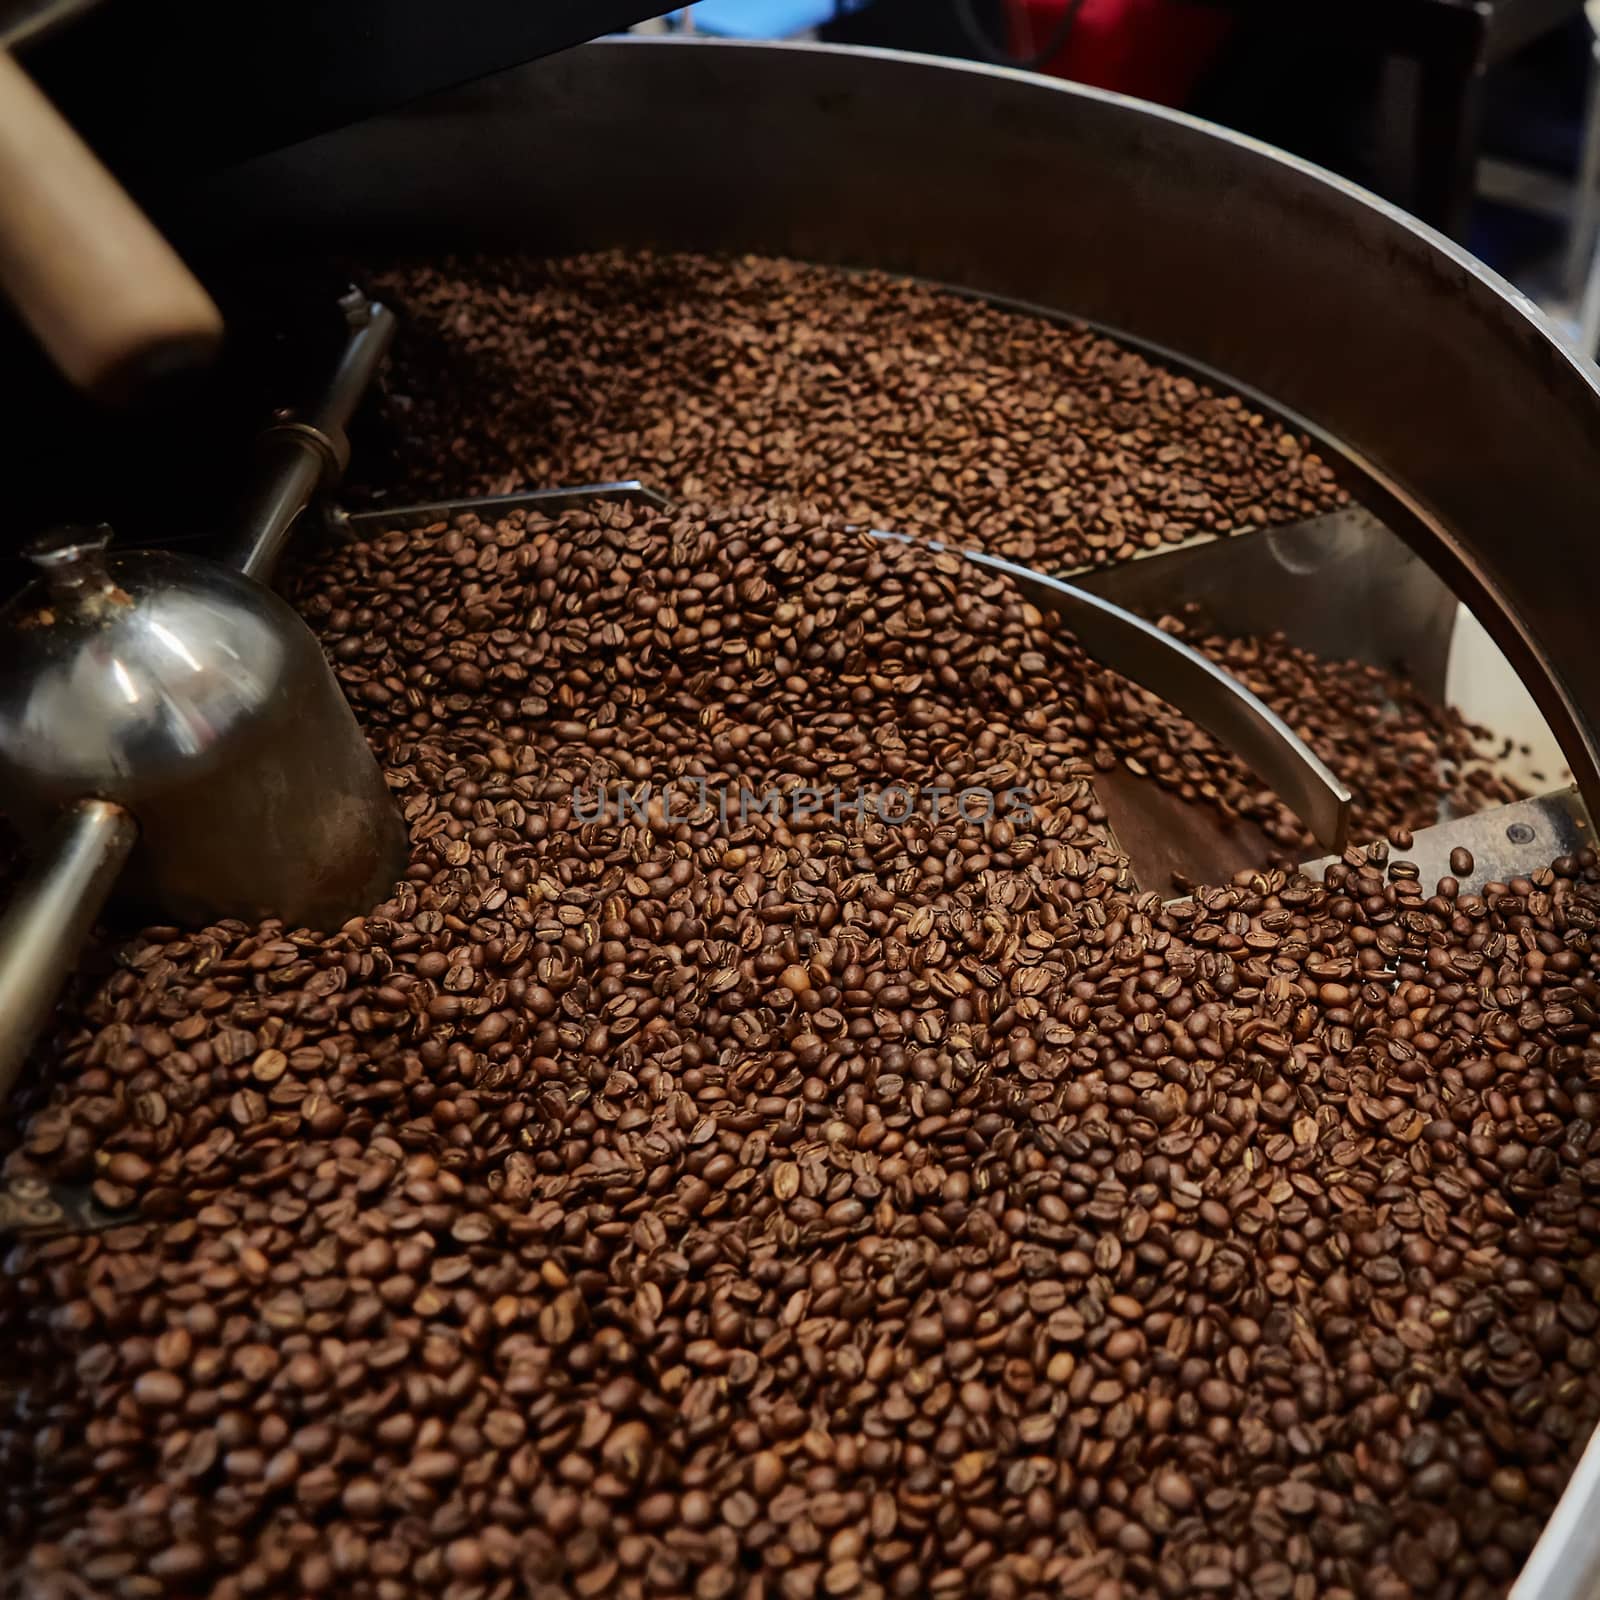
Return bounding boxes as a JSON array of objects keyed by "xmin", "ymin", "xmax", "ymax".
[{"xmin": 184, "ymin": 34, "xmax": 1600, "ymax": 829}]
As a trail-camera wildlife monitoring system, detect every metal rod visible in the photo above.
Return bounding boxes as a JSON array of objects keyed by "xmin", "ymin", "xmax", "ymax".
[
  {"xmin": 312, "ymin": 292, "xmax": 398, "ymax": 438},
  {"xmin": 0, "ymin": 798, "xmax": 136, "ymax": 1106},
  {"xmin": 871, "ymin": 530, "xmax": 1353, "ymax": 854},
  {"xmin": 230, "ymin": 439, "xmax": 323, "ymax": 584},
  {"xmin": 335, "ymin": 479, "xmax": 670, "ymax": 535},
  {"xmin": 226, "ymin": 292, "xmax": 396, "ymax": 583}
]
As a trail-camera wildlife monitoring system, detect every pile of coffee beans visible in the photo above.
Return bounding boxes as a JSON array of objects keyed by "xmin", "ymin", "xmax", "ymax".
[
  {"xmin": 352, "ymin": 247, "xmax": 1508, "ymax": 849},
  {"xmin": 358, "ymin": 252, "xmax": 1346, "ymax": 569},
  {"xmin": 3, "ymin": 500, "xmax": 1595, "ymax": 1600}
]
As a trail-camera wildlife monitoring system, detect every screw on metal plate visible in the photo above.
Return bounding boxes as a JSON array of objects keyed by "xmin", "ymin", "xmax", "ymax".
[
  {"xmin": 1303, "ymin": 788, "xmax": 1591, "ymax": 903},
  {"xmin": 0, "ymin": 1175, "xmax": 134, "ymax": 1239}
]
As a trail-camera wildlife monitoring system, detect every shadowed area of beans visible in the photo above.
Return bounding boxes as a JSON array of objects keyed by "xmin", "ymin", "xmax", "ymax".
[{"xmin": 1, "ymin": 501, "xmax": 1596, "ymax": 1600}]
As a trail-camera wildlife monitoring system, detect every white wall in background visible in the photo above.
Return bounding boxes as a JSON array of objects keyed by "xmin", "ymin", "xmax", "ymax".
[{"xmin": 1447, "ymin": 604, "xmax": 1569, "ymax": 792}]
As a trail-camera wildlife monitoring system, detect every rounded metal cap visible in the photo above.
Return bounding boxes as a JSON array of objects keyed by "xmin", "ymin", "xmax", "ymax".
[
  {"xmin": 0, "ymin": 530, "xmax": 408, "ymax": 929},
  {"xmin": 0, "ymin": 532, "xmax": 291, "ymax": 820}
]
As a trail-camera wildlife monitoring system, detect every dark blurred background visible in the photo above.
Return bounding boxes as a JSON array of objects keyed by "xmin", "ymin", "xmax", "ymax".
[
  {"xmin": 646, "ymin": 0, "xmax": 1600, "ymax": 320},
  {"xmin": 23, "ymin": 0, "xmax": 1597, "ymax": 301}
]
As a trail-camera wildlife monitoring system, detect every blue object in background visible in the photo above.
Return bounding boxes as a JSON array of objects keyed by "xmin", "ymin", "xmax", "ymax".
[{"xmin": 667, "ymin": 1, "xmax": 870, "ymax": 37}]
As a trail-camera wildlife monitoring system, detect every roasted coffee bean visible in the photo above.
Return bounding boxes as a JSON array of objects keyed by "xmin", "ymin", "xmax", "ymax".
[{"xmin": 0, "ymin": 273, "xmax": 1589, "ymax": 1600}]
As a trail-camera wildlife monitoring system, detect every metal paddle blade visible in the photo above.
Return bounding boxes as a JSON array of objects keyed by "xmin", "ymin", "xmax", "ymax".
[{"xmin": 868, "ymin": 529, "xmax": 1352, "ymax": 894}]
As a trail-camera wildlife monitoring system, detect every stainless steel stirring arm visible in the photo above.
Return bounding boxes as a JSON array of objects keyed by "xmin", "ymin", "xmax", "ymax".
[{"xmin": 0, "ymin": 294, "xmax": 405, "ymax": 1113}]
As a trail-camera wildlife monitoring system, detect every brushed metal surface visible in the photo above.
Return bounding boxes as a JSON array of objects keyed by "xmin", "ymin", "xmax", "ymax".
[{"xmin": 1073, "ymin": 506, "xmax": 1459, "ymax": 702}]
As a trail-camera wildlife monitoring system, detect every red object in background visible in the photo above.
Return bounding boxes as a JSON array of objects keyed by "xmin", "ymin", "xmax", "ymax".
[{"xmin": 1009, "ymin": 0, "xmax": 1234, "ymax": 107}]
